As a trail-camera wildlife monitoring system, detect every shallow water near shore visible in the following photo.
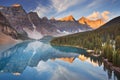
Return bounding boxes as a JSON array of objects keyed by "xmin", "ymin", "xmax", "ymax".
[{"xmin": 0, "ymin": 38, "xmax": 119, "ymax": 80}]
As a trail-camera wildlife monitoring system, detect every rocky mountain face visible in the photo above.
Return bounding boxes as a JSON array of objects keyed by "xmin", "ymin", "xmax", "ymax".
[
  {"xmin": 51, "ymin": 21, "xmax": 90, "ymax": 32},
  {"xmin": 0, "ymin": 4, "xmax": 33, "ymax": 35},
  {"xmin": 59, "ymin": 15, "xmax": 76, "ymax": 21},
  {"xmin": 0, "ymin": 4, "xmax": 92, "ymax": 39},
  {"xmin": 28, "ymin": 12, "xmax": 58, "ymax": 36},
  {"xmin": 51, "ymin": 16, "xmax": 120, "ymax": 51},
  {"xmin": 99, "ymin": 16, "xmax": 120, "ymax": 29},
  {"xmin": 78, "ymin": 17, "xmax": 104, "ymax": 29},
  {"xmin": 0, "ymin": 12, "xmax": 18, "ymax": 39},
  {"xmin": 0, "ymin": 12, "xmax": 18, "ymax": 45},
  {"xmin": 28, "ymin": 13, "xmax": 91, "ymax": 36}
]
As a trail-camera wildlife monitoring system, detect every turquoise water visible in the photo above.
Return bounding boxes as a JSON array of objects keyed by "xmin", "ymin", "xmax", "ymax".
[{"xmin": 0, "ymin": 40, "xmax": 119, "ymax": 80}]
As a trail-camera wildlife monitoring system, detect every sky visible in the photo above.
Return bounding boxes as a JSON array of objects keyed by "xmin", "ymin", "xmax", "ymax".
[{"xmin": 0, "ymin": 0, "xmax": 120, "ymax": 21}]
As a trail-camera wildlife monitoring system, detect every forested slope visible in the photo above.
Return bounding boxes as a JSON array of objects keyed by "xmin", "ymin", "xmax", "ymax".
[{"xmin": 51, "ymin": 16, "xmax": 120, "ymax": 67}]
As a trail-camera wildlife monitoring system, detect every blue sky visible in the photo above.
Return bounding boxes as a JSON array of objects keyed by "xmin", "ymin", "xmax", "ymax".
[{"xmin": 0, "ymin": 0, "xmax": 120, "ymax": 20}]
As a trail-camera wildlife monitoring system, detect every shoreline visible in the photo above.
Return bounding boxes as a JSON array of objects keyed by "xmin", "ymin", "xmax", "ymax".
[
  {"xmin": 51, "ymin": 44, "xmax": 103, "ymax": 58},
  {"xmin": 51, "ymin": 43, "xmax": 120, "ymax": 74},
  {"xmin": 103, "ymin": 57, "xmax": 120, "ymax": 74},
  {"xmin": 51, "ymin": 43, "xmax": 98, "ymax": 54},
  {"xmin": 51, "ymin": 44, "xmax": 86, "ymax": 50}
]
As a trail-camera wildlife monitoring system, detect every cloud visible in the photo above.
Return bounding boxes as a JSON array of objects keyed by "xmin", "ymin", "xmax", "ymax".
[
  {"xmin": 33, "ymin": 4, "xmax": 52, "ymax": 17},
  {"xmin": 51, "ymin": 65, "xmax": 79, "ymax": 80},
  {"xmin": 51, "ymin": 0, "xmax": 80, "ymax": 13},
  {"xmin": 112, "ymin": 0, "xmax": 117, "ymax": 3},
  {"xmin": 101, "ymin": 11, "xmax": 110, "ymax": 21},
  {"xmin": 87, "ymin": 0, "xmax": 104, "ymax": 8},
  {"xmin": 87, "ymin": 11, "xmax": 100, "ymax": 20},
  {"xmin": 33, "ymin": 0, "xmax": 83, "ymax": 18},
  {"xmin": 87, "ymin": 11, "xmax": 110, "ymax": 21},
  {"xmin": 34, "ymin": 60, "xmax": 80, "ymax": 80}
]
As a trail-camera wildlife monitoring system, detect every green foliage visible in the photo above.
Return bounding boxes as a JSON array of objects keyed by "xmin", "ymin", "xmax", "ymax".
[
  {"xmin": 112, "ymin": 50, "xmax": 120, "ymax": 67},
  {"xmin": 51, "ymin": 16, "xmax": 120, "ymax": 67},
  {"xmin": 115, "ymin": 36, "xmax": 120, "ymax": 49},
  {"xmin": 102, "ymin": 42, "xmax": 113, "ymax": 61},
  {"xmin": 112, "ymin": 50, "xmax": 117, "ymax": 65}
]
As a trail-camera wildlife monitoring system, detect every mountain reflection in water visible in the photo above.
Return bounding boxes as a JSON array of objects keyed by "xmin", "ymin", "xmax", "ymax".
[{"xmin": 0, "ymin": 40, "xmax": 119, "ymax": 80}]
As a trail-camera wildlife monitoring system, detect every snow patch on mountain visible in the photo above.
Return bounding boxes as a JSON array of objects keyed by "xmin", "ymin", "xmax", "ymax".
[{"xmin": 23, "ymin": 24, "xmax": 43, "ymax": 40}]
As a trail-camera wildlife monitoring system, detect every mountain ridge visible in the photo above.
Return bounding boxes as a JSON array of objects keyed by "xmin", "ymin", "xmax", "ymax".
[
  {"xmin": 78, "ymin": 16, "xmax": 104, "ymax": 29},
  {"xmin": 51, "ymin": 16, "xmax": 120, "ymax": 68},
  {"xmin": 0, "ymin": 4, "xmax": 94, "ymax": 40},
  {"xmin": 0, "ymin": 4, "xmax": 34, "ymax": 35},
  {"xmin": 0, "ymin": 11, "xmax": 19, "ymax": 45},
  {"xmin": 51, "ymin": 16, "xmax": 120, "ymax": 49},
  {"xmin": 58, "ymin": 15, "xmax": 76, "ymax": 21},
  {"xmin": 57, "ymin": 15, "xmax": 105, "ymax": 29}
]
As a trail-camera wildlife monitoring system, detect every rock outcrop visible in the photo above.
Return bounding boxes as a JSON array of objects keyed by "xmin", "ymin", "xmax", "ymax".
[
  {"xmin": 51, "ymin": 21, "xmax": 90, "ymax": 32},
  {"xmin": 59, "ymin": 15, "xmax": 76, "ymax": 21},
  {"xmin": 0, "ymin": 4, "xmax": 92, "ymax": 38},
  {"xmin": 28, "ymin": 12, "xmax": 58, "ymax": 36},
  {"xmin": 78, "ymin": 17, "xmax": 104, "ymax": 29},
  {"xmin": 0, "ymin": 12, "xmax": 18, "ymax": 39},
  {"xmin": 0, "ymin": 12, "xmax": 18, "ymax": 45},
  {"xmin": 28, "ymin": 13, "xmax": 91, "ymax": 36},
  {"xmin": 0, "ymin": 4, "xmax": 33, "ymax": 35}
]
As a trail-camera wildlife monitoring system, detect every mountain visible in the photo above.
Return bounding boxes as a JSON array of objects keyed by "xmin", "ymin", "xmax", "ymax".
[
  {"xmin": 51, "ymin": 16, "xmax": 120, "ymax": 49},
  {"xmin": 28, "ymin": 12, "xmax": 58, "ymax": 36},
  {"xmin": 0, "ymin": 11, "xmax": 18, "ymax": 45},
  {"xmin": 28, "ymin": 13, "xmax": 91, "ymax": 36},
  {"xmin": 51, "ymin": 20, "xmax": 91, "ymax": 33},
  {"xmin": 59, "ymin": 15, "xmax": 76, "ymax": 21},
  {"xmin": 78, "ymin": 17, "xmax": 104, "ymax": 29},
  {"xmin": 0, "ymin": 4, "xmax": 33, "ymax": 35},
  {"xmin": 50, "ymin": 17, "xmax": 56, "ymax": 21},
  {"xmin": 0, "ymin": 4, "xmax": 92, "ymax": 39},
  {"xmin": 99, "ymin": 16, "xmax": 120, "ymax": 29},
  {"xmin": 0, "ymin": 12, "xmax": 18, "ymax": 38},
  {"xmin": 51, "ymin": 16, "xmax": 120, "ymax": 67}
]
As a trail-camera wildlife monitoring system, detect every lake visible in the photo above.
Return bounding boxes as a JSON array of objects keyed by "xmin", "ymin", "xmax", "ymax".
[{"xmin": 0, "ymin": 38, "xmax": 119, "ymax": 80}]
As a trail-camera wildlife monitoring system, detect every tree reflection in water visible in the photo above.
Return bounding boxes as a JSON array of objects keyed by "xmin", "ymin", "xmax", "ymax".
[{"xmin": 0, "ymin": 40, "xmax": 119, "ymax": 80}]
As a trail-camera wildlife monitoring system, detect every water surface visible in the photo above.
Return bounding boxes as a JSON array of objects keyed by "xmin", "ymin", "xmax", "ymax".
[{"xmin": 0, "ymin": 39, "xmax": 119, "ymax": 80}]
